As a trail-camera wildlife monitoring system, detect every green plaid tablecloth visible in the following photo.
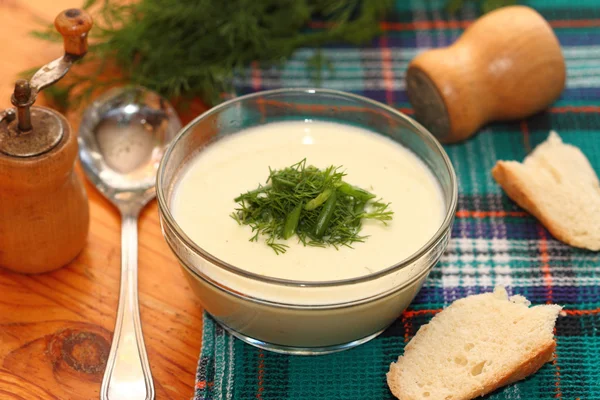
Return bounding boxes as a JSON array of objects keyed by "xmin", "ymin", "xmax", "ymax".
[{"xmin": 194, "ymin": 1, "xmax": 600, "ymax": 399}]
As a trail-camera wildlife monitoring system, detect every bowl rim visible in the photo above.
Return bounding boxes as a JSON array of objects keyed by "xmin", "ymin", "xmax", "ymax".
[{"xmin": 157, "ymin": 88, "xmax": 457, "ymax": 288}]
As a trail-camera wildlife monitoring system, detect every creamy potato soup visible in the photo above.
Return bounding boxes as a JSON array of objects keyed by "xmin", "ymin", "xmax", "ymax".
[{"xmin": 172, "ymin": 120, "xmax": 444, "ymax": 283}]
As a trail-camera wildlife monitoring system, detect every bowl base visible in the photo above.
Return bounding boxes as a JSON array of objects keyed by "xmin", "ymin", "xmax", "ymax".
[{"xmin": 218, "ymin": 322, "xmax": 385, "ymax": 355}]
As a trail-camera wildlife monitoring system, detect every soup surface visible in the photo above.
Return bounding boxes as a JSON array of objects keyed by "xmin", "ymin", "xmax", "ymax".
[{"xmin": 172, "ymin": 120, "xmax": 444, "ymax": 282}]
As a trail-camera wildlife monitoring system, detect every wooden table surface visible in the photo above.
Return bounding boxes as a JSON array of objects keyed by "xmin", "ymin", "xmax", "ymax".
[{"xmin": 0, "ymin": 1, "xmax": 206, "ymax": 399}]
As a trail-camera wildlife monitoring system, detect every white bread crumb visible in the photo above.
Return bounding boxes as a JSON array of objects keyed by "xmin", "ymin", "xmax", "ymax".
[
  {"xmin": 492, "ymin": 131, "xmax": 600, "ymax": 250},
  {"xmin": 387, "ymin": 286, "xmax": 561, "ymax": 400}
]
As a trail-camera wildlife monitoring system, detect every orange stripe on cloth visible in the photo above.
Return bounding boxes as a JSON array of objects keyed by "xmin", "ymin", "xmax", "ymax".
[
  {"xmin": 399, "ymin": 105, "xmax": 600, "ymax": 118},
  {"xmin": 537, "ymin": 226, "xmax": 563, "ymax": 397},
  {"xmin": 380, "ymin": 20, "xmax": 471, "ymax": 31},
  {"xmin": 550, "ymin": 19, "xmax": 600, "ymax": 28},
  {"xmin": 302, "ymin": 19, "xmax": 600, "ymax": 32},
  {"xmin": 397, "ymin": 107, "xmax": 414, "ymax": 115},
  {"xmin": 397, "ymin": 106, "xmax": 598, "ymax": 116},
  {"xmin": 402, "ymin": 309, "xmax": 441, "ymax": 317},
  {"xmin": 396, "ymin": 106, "xmax": 600, "ymax": 115},
  {"xmin": 256, "ymin": 349, "xmax": 264, "ymax": 399},
  {"xmin": 456, "ymin": 210, "xmax": 529, "ymax": 218},
  {"xmin": 553, "ymin": 353, "xmax": 563, "ymax": 398},
  {"xmin": 405, "ymin": 308, "xmax": 600, "ymax": 316},
  {"xmin": 379, "ymin": 19, "xmax": 600, "ymax": 31},
  {"xmin": 241, "ymin": 101, "xmax": 600, "ymax": 121},
  {"xmin": 521, "ymin": 120, "xmax": 532, "ymax": 153},
  {"xmin": 538, "ymin": 227, "xmax": 554, "ymax": 304},
  {"xmin": 251, "ymin": 61, "xmax": 262, "ymax": 91},
  {"xmin": 196, "ymin": 381, "xmax": 214, "ymax": 389},
  {"xmin": 380, "ymin": 35, "xmax": 395, "ymax": 105},
  {"xmin": 401, "ymin": 314, "xmax": 411, "ymax": 343},
  {"xmin": 551, "ymin": 106, "xmax": 600, "ymax": 113}
]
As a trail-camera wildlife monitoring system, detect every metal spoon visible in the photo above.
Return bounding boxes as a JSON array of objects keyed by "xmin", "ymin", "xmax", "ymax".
[{"xmin": 79, "ymin": 87, "xmax": 181, "ymax": 400}]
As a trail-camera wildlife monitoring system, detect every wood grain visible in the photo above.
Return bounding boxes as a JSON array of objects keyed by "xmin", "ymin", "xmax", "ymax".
[
  {"xmin": 0, "ymin": 108, "xmax": 90, "ymax": 274},
  {"xmin": 406, "ymin": 5, "xmax": 566, "ymax": 143},
  {"xmin": 0, "ymin": 1, "xmax": 205, "ymax": 398}
]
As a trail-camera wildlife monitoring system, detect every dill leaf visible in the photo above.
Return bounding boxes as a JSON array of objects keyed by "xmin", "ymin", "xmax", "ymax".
[{"xmin": 231, "ymin": 159, "xmax": 393, "ymax": 254}]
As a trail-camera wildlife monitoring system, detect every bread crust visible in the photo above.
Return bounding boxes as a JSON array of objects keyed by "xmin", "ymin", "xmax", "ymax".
[
  {"xmin": 387, "ymin": 340, "xmax": 556, "ymax": 400},
  {"xmin": 498, "ymin": 340, "xmax": 556, "ymax": 386},
  {"xmin": 492, "ymin": 162, "xmax": 598, "ymax": 250}
]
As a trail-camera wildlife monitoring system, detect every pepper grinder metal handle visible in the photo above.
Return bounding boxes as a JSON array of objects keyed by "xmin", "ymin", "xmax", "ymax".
[
  {"xmin": 13, "ymin": 9, "xmax": 92, "ymax": 133},
  {"xmin": 0, "ymin": 9, "xmax": 92, "ymax": 274}
]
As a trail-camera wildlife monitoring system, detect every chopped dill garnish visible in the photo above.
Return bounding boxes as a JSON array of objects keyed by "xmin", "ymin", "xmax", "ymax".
[{"xmin": 231, "ymin": 159, "xmax": 393, "ymax": 254}]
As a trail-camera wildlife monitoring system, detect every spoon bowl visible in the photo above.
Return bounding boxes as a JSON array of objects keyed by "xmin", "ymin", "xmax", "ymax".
[
  {"xmin": 78, "ymin": 86, "xmax": 181, "ymax": 400},
  {"xmin": 79, "ymin": 86, "xmax": 180, "ymax": 205}
]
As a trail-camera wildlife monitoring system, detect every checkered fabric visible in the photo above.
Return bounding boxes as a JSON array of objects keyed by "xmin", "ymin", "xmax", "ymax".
[{"xmin": 194, "ymin": 1, "xmax": 600, "ymax": 399}]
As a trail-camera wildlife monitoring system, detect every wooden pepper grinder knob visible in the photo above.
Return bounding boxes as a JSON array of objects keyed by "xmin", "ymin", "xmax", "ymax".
[
  {"xmin": 55, "ymin": 8, "xmax": 93, "ymax": 56},
  {"xmin": 0, "ymin": 9, "xmax": 93, "ymax": 274},
  {"xmin": 406, "ymin": 6, "xmax": 566, "ymax": 143}
]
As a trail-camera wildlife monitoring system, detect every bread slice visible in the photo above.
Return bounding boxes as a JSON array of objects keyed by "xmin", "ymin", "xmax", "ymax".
[
  {"xmin": 387, "ymin": 287, "xmax": 561, "ymax": 400},
  {"xmin": 492, "ymin": 131, "xmax": 600, "ymax": 250}
]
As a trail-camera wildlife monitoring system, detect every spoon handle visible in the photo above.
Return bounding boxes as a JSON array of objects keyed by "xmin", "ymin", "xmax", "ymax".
[{"xmin": 101, "ymin": 212, "xmax": 155, "ymax": 400}]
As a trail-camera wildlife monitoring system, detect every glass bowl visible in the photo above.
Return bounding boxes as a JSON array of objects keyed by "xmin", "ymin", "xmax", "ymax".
[{"xmin": 157, "ymin": 88, "xmax": 457, "ymax": 355}]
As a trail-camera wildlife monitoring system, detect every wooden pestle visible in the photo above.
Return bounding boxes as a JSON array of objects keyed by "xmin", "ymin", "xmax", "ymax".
[
  {"xmin": 406, "ymin": 6, "xmax": 566, "ymax": 143},
  {"xmin": 0, "ymin": 9, "xmax": 92, "ymax": 274}
]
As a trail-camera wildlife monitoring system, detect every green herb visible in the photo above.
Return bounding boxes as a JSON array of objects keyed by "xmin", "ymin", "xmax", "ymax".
[
  {"xmin": 231, "ymin": 159, "xmax": 393, "ymax": 254},
  {"xmin": 30, "ymin": 0, "xmax": 392, "ymax": 110}
]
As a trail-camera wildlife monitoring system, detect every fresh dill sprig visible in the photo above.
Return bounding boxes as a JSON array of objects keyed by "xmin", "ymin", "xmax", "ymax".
[
  {"xmin": 231, "ymin": 159, "xmax": 393, "ymax": 254},
  {"xmin": 29, "ymin": 0, "xmax": 392, "ymax": 110}
]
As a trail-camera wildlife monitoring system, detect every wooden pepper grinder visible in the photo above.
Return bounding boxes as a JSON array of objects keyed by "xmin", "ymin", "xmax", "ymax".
[
  {"xmin": 406, "ymin": 6, "xmax": 566, "ymax": 143},
  {"xmin": 0, "ymin": 9, "xmax": 93, "ymax": 274}
]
